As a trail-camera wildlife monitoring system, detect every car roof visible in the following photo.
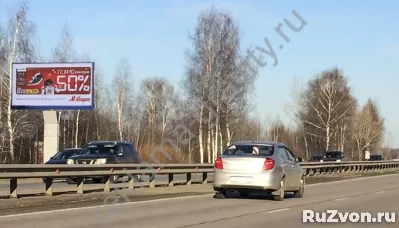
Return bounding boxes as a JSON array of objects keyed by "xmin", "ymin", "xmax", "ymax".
[
  {"xmin": 231, "ymin": 141, "xmax": 286, "ymax": 147},
  {"xmin": 63, "ymin": 148, "xmax": 82, "ymax": 151},
  {"xmin": 88, "ymin": 140, "xmax": 132, "ymax": 145}
]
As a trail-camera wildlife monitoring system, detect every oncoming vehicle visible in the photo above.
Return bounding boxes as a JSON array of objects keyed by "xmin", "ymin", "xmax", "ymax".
[
  {"xmin": 322, "ymin": 151, "xmax": 347, "ymax": 162},
  {"xmin": 66, "ymin": 141, "xmax": 141, "ymax": 184},
  {"xmin": 213, "ymin": 141, "xmax": 305, "ymax": 201},
  {"xmin": 309, "ymin": 155, "xmax": 323, "ymax": 162},
  {"xmin": 43, "ymin": 148, "xmax": 81, "ymax": 183},
  {"xmin": 369, "ymin": 154, "xmax": 384, "ymax": 161},
  {"xmin": 45, "ymin": 148, "xmax": 82, "ymax": 164}
]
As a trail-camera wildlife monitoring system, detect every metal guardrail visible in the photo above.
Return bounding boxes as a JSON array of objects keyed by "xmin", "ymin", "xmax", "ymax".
[{"xmin": 0, "ymin": 161, "xmax": 398, "ymax": 198}]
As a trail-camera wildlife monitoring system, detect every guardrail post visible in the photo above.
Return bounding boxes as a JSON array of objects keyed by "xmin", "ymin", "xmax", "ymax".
[
  {"xmin": 10, "ymin": 178, "xmax": 17, "ymax": 199},
  {"xmin": 128, "ymin": 176, "xmax": 134, "ymax": 190},
  {"xmin": 202, "ymin": 173, "xmax": 208, "ymax": 184},
  {"xmin": 149, "ymin": 174, "xmax": 155, "ymax": 188},
  {"xmin": 104, "ymin": 176, "xmax": 111, "ymax": 193},
  {"xmin": 45, "ymin": 177, "xmax": 53, "ymax": 196},
  {"xmin": 76, "ymin": 177, "xmax": 84, "ymax": 194},
  {"xmin": 168, "ymin": 174, "xmax": 174, "ymax": 187},
  {"xmin": 186, "ymin": 173, "xmax": 192, "ymax": 186}
]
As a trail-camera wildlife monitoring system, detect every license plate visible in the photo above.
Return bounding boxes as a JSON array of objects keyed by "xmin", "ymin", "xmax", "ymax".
[{"xmin": 230, "ymin": 177, "xmax": 252, "ymax": 184}]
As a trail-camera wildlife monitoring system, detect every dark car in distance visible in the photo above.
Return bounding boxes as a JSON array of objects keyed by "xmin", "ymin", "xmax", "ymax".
[
  {"xmin": 66, "ymin": 141, "xmax": 142, "ymax": 184},
  {"xmin": 45, "ymin": 148, "xmax": 82, "ymax": 164},
  {"xmin": 43, "ymin": 148, "xmax": 81, "ymax": 182},
  {"xmin": 369, "ymin": 154, "xmax": 384, "ymax": 161},
  {"xmin": 322, "ymin": 151, "xmax": 348, "ymax": 162},
  {"xmin": 310, "ymin": 155, "xmax": 324, "ymax": 162}
]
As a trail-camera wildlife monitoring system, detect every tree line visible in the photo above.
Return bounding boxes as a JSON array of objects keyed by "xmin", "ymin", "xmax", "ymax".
[{"xmin": 0, "ymin": 3, "xmax": 395, "ymax": 164}]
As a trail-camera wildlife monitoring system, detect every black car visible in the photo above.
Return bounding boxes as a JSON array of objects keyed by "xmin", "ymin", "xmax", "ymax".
[
  {"xmin": 66, "ymin": 141, "xmax": 142, "ymax": 184},
  {"xmin": 322, "ymin": 151, "xmax": 348, "ymax": 162},
  {"xmin": 45, "ymin": 148, "xmax": 82, "ymax": 164},
  {"xmin": 369, "ymin": 154, "xmax": 384, "ymax": 161},
  {"xmin": 310, "ymin": 155, "xmax": 323, "ymax": 162},
  {"xmin": 43, "ymin": 148, "xmax": 81, "ymax": 182}
]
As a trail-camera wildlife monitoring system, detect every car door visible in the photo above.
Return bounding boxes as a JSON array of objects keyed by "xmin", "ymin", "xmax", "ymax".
[
  {"xmin": 277, "ymin": 146, "xmax": 295, "ymax": 189},
  {"xmin": 115, "ymin": 145, "xmax": 129, "ymax": 164},
  {"xmin": 284, "ymin": 147, "xmax": 302, "ymax": 190},
  {"xmin": 122, "ymin": 144, "xmax": 134, "ymax": 163}
]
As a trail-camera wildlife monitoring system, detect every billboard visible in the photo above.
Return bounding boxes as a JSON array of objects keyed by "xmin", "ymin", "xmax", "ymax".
[{"xmin": 11, "ymin": 62, "xmax": 95, "ymax": 110}]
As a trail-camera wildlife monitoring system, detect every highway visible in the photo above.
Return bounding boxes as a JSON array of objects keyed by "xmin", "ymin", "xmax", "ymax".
[
  {"xmin": 0, "ymin": 174, "xmax": 398, "ymax": 227},
  {"xmin": 0, "ymin": 174, "xmax": 213, "ymax": 196}
]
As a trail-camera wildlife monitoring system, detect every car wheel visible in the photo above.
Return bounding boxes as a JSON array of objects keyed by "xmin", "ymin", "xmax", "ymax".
[
  {"xmin": 134, "ymin": 174, "xmax": 142, "ymax": 182},
  {"xmin": 149, "ymin": 174, "xmax": 156, "ymax": 182},
  {"xmin": 239, "ymin": 191, "xmax": 250, "ymax": 198},
  {"xmin": 294, "ymin": 176, "xmax": 305, "ymax": 198},
  {"xmin": 93, "ymin": 178, "xmax": 103, "ymax": 183},
  {"xmin": 214, "ymin": 190, "xmax": 227, "ymax": 199},
  {"xmin": 110, "ymin": 175, "xmax": 119, "ymax": 184},
  {"xmin": 273, "ymin": 179, "xmax": 285, "ymax": 201}
]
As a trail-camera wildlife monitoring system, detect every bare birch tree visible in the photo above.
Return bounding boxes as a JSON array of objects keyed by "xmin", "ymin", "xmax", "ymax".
[
  {"xmin": 182, "ymin": 6, "xmax": 257, "ymax": 163},
  {"xmin": 302, "ymin": 68, "xmax": 356, "ymax": 152},
  {"xmin": 111, "ymin": 59, "xmax": 133, "ymax": 140},
  {"xmin": 0, "ymin": 3, "xmax": 36, "ymax": 162},
  {"xmin": 352, "ymin": 99, "xmax": 384, "ymax": 159},
  {"xmin": 286, "ymin": 76, "xmax": 309, "ymax": 158}
]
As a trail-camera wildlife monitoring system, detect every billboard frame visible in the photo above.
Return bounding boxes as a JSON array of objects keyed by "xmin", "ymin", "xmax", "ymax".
[{"xmin": 10, "ymin": 62, "xmax": 95, "ymax": 110}]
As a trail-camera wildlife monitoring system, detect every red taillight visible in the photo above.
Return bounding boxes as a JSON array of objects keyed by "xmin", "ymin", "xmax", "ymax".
[
  {"xmin": 215, "ymin": 157, "xmax": 223, "ymax": 169},
  {"xmin": 264, "ymin": 158, "xmax": 275, "ymax": 170}
]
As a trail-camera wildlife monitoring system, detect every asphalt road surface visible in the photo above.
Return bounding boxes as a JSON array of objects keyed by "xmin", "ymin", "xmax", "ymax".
[
  {"xmin": 0, "ymin": 174, "xmax": 398, "ymax": 227},
  {"xmin": 0, "ymin": 174, "xmax": 214, "ymax": 196}
]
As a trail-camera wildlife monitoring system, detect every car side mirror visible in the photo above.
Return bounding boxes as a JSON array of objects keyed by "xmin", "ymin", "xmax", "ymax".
[
  {"xmin": 296, "ymin": 157, "xmax": 303, "ymax": 163},
  {"xmin": 50, "ymin": 156, "xmax": 54, "ymax": 160}
]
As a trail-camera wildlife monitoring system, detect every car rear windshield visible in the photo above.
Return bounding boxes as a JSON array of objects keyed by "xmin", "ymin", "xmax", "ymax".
[
  {"xmin": 222, "ymin": 144, "xmax": 274, "ymax": 156},
  {"xmin": 325, "ymin": 151, "xmax": 343, "ymax": 158},
  {"xmin": 80, "ymin": 144, "xmax": 117, "ymax": 155}
]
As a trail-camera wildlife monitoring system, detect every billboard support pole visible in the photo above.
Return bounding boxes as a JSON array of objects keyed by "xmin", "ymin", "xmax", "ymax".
[{"xmin": 43, "ymin": 110, "xmax": 59, "ymax": 164}]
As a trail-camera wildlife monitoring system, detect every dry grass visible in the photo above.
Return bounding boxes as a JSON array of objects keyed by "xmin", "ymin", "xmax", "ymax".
[{"xmin": 138, "ymin": 145, "xmax": 187, "ymax": 163}]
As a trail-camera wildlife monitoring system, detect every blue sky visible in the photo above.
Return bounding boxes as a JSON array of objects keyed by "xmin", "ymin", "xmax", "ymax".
[{"xmin": 1, "ymin": 0, "xmax": 399, "ymax": 147}]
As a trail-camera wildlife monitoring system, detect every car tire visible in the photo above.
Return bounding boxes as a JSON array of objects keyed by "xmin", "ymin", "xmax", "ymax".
[
  {"xmin": 273, "ymin": 179, "xmax": 285, "ymax": 201},
  {"xmin": 93, "ymin": 178, "xmax": 103, "ymax": 183},
  {"xmin": 214, "ymin": 190, "xmax": 227, "ymax": 199},
  {"xmin": 239, "ymin": 191, "xmax": 250, "ymax": 198},
  {"xmin": 294, "ymin": 176, "xmax": 305, "ymax": 198},
  {"xmin": 110, "ymin": 175, "xmax": 119, "ymax": 184}
]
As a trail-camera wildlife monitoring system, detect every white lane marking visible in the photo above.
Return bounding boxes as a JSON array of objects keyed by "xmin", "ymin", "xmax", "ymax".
[
  {"xmin": 1, "ymin": 173, "xmax": 398, "ymax": 219},
  {"xmin": 334, "ymin": 197, "xmax": 349, "ymax": 201},
  {"xmin": 0, "ymin": 193, "xmax": 214, "ymax": 219},
  {"xmin": 376, "ymin": 191, "xmax": 386, "ymax": 194},
  {"xmin": 307, "ymin": 173, "xmax": 399, "ymax": 187},
  {"xmin": 265, "ymin": 208, "xmax": 290, "ymax": 214}
]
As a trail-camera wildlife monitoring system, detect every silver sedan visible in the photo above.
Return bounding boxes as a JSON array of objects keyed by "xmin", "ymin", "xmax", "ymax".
[{"xmin": 213, "ymin": 141, "xmax": 305, "ymax": 201}]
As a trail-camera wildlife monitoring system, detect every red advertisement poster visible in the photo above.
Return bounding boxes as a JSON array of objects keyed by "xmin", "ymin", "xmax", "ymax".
[{"xmin": 15, "ymin": 66, "xmax": 92, "ymax": 95}]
